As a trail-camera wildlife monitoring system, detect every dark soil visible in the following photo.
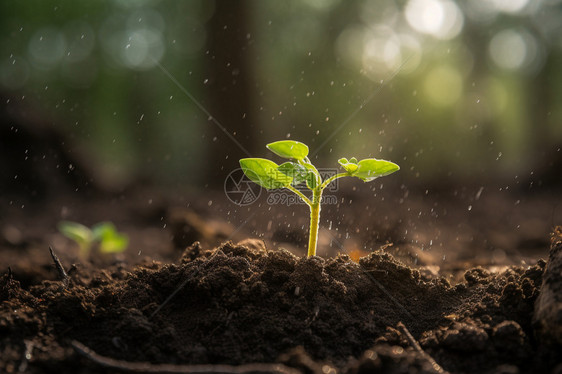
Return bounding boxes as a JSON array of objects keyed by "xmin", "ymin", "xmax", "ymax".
[
  {"xmin": 2, "ymin": 116, "xmax": 562, "ymax": 373},
  {"xmin": 1, "ymin": 231, "xmax": 561, "ymax": 373}
]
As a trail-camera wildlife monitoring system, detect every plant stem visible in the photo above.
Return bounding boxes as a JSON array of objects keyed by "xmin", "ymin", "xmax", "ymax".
[
  {"xmin": 320, "ymin": 172, "xmax": 348, "ymax": 190},
  {"xmin": 286, "ymin": 185, "xmax": 311, "ymax": 206},
  {"xmin": 307, "ymin": 188, "xmax": 322, "ymax": 257}
]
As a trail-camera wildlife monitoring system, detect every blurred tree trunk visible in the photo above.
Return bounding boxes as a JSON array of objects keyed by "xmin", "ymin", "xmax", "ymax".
[{"xmin": 203, "ymin": 0, "xmax": 258, "ymax": 186}]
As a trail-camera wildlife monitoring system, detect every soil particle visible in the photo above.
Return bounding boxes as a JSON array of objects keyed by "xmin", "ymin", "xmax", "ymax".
[
  {"xmin": 441, "ymin": 322, "xmax": 489, "ymax": 351},
  {"xmin": 348, "ymin": 345, "xmax": 443, "ymax": 374}
]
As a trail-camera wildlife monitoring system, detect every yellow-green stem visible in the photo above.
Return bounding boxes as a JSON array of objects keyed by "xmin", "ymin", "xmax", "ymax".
[{"xmin": 307, "ymin": 189, "xmax": 322, "ymax": 257}]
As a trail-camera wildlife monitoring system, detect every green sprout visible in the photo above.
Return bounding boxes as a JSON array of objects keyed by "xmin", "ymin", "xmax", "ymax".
[
  {"xmin": 58, "ymin": 221, "xmax": 128, "ymax": 257},
  {"xmin": 240, "ymin": 140, "xmax": 399, "ymax": 257}
]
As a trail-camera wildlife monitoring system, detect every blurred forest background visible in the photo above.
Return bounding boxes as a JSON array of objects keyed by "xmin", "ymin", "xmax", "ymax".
[{"xmin": 1, "ymin": 0, "xmax": 561, "ymax": 193}]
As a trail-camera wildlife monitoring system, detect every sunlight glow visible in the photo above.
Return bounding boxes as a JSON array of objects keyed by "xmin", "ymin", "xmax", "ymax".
[
  {"xmin": 99, "ymin": 11, "xmax": 165, "ymax": 70},
  {"xmin": 489, "ymin": 29, "xmax": 542, "ymax": 72},
  {"xmin": 424, "ymin": 65, "xmax": 463, "ymax": 106},
  {"xmin": 362, "ymin": 27, "xmax": 402, "ymax": 73},
  {"xmin": 122, "ymin": 28, "xmax": 164, "ymax": 69},
  {"xmin": 405, "ymin": 0, "xmax": 464, "ymax": 40}
]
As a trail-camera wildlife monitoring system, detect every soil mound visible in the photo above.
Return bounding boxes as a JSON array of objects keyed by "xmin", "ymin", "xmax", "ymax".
[{"xmin": 1, "ymin": 237, "xmax": 560, "ymax": 373}]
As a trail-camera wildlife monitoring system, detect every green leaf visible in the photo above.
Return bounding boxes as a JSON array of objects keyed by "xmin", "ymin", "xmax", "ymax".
[
  {"xmin": 91, "ymin": 222, "xmax": 115, "ymax": 240},
  {"xmin": 306, "ymin": 172, "xmax": 317, "ymax": 189},
  {"xmin": 99, "ymin": 234, "xmax": 129, "ymax": 253},
  {"xmin": 338, "ymin": 157, "xmax": 359, "ymax": 173},
  {"xmin": 240, "ymin": 158, "xmax": 293, "ymax": 190},
  {"xmin": 58, "ymin": 221, "xmax": 92, "ymax": 247},
  {"xmin": 278, "ymin": 162, "xmax": 309, "ymax": 185},
  {"xmin": 92, "ymin": 222, "xmax": 128, "ymax": 253},
  {"xmin": 266, "ymin": 140, "xmax": 309, "ymax": 160},
  {"xmin": 353, "ymin": 158, "xmax": 400, "ymax": 182}
]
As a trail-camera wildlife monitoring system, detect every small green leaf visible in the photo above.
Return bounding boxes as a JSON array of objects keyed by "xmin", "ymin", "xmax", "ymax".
[
  {"xmin": 266, "ymin": 140, "xmax": 309, "ymax": 160},
  {"xmin": 353, "ymin": 158, "xmax": 400, "ymax": 182},
  {"xmin": 349, "ymin": 157, "xmax": 358, "ymax": 164},
  {"xmin": 278, "ymin": 162, "xmax": 309, "ymax": 185},
  {"xmin": 338, "ymin": 158, "xmax": 359, "ymax": 173},
  {"xmin": 240, "ymin": 158, "xmax": 293, "ymax": 190},
  {"xmin": 91, "ymin": 222, "xmax": 116, "ymax": 240},
  {"xmin": 58, "ymin": 221, "xmax": 92, "ymax": 248},
  {"xmin": 99, "ymin": 233, "xmax": 129, "ymax": 253},
  {"xmin": 92, "ymin": 222, "xmax": 128, "ymax": 253}
]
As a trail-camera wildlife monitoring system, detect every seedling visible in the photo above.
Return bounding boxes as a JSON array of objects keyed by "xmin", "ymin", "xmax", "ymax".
[
  {"xmin": 240, "ymin": 140, "xmax": 399, "ymax": 257},
  {"xmin": 58, "ymin": 221, "xmax": 128, "ymax": 257}
]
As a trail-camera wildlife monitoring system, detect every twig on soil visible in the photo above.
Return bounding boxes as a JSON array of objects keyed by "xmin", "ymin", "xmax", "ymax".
[
  {"xmin": 71, "ymin": 340, "xmax": 299, "ymax": 374},
  {"xmin": 397, "ymin": 322, "xmax": 446, "ymax": 374},
  {"xmin": 49, "ymin": 246, "xmax": 69, "ymax": 288},
  {"xmin": 18, "ymin": 340, "xmax": 34, "ymax": 373}
]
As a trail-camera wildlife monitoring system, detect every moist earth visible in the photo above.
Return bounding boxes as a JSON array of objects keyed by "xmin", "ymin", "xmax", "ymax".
[{"xmin": 1, "ymin": 235, "xmax": 561, "ymax": 374}]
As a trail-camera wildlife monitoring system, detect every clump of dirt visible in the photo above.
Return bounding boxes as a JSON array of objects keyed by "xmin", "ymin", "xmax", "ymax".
[{"xmin": 1, "ymin": 235, "xmax": 561, "ymax": 373}]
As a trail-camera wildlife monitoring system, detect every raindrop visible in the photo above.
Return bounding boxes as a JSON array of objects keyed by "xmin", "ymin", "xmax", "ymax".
[{"xmin": 475, "ymin": 186, "xmax": 484, "ymax": 200}]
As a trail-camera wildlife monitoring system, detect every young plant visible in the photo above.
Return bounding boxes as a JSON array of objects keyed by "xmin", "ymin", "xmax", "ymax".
[
  {"xmin": 58, "ymin": 221, "xmax": 128, "ymax": 258},
  {"xmin": 240, "ymin": 140, "xmax": 399, "ymax": 257}
]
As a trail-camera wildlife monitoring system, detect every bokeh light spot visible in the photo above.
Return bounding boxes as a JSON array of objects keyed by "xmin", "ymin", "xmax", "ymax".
[
  {"xmin": 63, "ymin": 21, "xmax": 96, "ymax": 63},
  {"xmin": 424, "ymin": 65, "xmax": 463, "ymax": 106},
  {"xmin": 488, "ymin": 29, "xmax": 543, "ymax": 73},
  {"xmin": 121, "ymin": 28, "xmax": 164, "ymax": 69},
  {"xmin": 405, "ymin": 0, "xmax": 464, "ymax": 40},
  {"xmin": 28, "ymin": 27, "xmax": 66, "ymax": 69}
]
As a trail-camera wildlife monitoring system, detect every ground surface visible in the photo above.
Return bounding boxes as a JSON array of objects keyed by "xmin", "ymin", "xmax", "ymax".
[
  {"xmin": 1, "ymin": 183, "xmax": 561, "ymax": 374},
  {"xmin": 1, "ymin": 118, "xmax": 562, "ymax": 373}
]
